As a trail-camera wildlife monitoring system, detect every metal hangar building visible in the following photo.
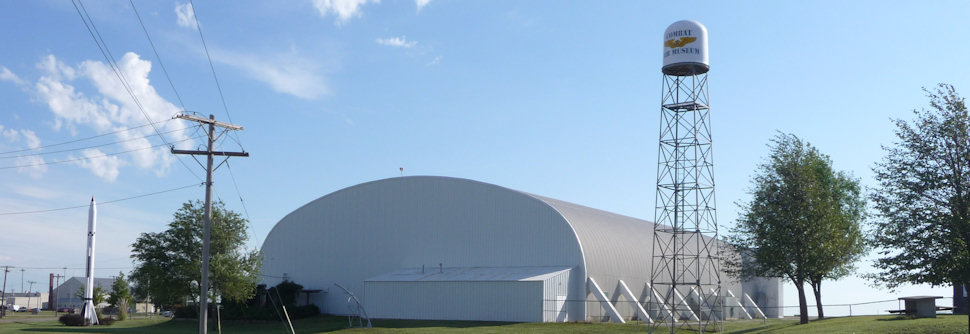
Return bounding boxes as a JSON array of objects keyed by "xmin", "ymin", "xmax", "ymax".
[{"xmin": 259, "ymin": 176, "xmax": 780, "ymax": 322}]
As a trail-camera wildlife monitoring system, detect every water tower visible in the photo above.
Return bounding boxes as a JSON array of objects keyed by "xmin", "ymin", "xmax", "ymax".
[{"xmin": 649, "ymin": 20, "xmax": 722, "ymax": 333}]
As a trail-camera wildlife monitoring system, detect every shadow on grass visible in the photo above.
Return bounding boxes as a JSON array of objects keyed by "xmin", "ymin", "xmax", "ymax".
[
  {"xmin": 876, "ymin": 316, "xmax": 913, "ymax": 321},
  {"xmin": 725, "ymin": 317, "xmax": 838, "ymax": 334},
  {"xmin": 730, "ymin": 327, "xmax": 782, "ymax": 334},
  {"xmin": 369, "ymin": 318, "xmax": 514, "ymax": 329},
  {"xmin": 16, "ymin": 323, "xmax": 177, "ymax": 333}
]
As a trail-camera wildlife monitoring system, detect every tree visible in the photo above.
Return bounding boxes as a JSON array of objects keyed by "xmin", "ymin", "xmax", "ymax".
[
  {"xmin": 74, "ymin": 285, "xmax": 107, "ymax": 318},
  {"xmin": 130, "ymin": 200, "xmax": 262, "ymax": 312},
  {"xmin": 268, "ymin": 280, "xmax": 303, "ymax": 307},
  {"xmin": 107, "ymin": 272, "xmax": 132, "ymax": 320},
  {"xmin": 74, "ymin": 285, "xmax": 107, "ymax": 306},
  {"xmin": 869, "ymin": 84, "xmax": 970, "ymax": 330},
  {"xmin": 727, "ymin": 133, "xmax": 867, "ymax": 324},
  {"xmin": 805, "ymin": 171, "xmax": 867, "ymax": 320}
]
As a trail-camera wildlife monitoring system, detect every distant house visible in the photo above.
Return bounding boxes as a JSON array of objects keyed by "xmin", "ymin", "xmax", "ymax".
[{"xmin": 53, "ymin": 277, "xmax": 113, "ymax": 311}]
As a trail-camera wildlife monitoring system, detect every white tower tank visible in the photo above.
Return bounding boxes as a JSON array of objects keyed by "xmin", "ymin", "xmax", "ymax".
[{"xmin": 661, "ymin": 20, "xmax": 709, "ymax": 76}]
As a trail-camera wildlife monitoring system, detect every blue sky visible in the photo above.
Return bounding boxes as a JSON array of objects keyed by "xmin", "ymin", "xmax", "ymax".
[{"xmin": 1, "ymin": 0, "xmax": 968, "ymax": 315}]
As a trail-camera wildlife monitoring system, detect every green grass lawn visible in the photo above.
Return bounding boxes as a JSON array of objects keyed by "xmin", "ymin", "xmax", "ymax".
[{"xmin": 0, "ymin": 314, "xmax": 966, "ymax": 333}]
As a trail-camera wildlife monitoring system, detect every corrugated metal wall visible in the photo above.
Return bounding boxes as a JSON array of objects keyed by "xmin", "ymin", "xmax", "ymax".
[
  {"xmin": 364, "ymin": 280, "xmax": 544, "ymax": 322},
  {"xmin": 541, "ymin": 269, "xmax": 571, "ymax": 322}
]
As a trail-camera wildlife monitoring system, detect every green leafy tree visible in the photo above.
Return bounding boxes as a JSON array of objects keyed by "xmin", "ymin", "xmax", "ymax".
[
  {"xmin": 728, "ymin": 133, "xmax": 867, "ymax": 324},
  {"xmin": 107, "ymin": 272, "xmax": 132, "ymax": 320},
  {"xmin": 74, "ymin": 285, "xmax": 107, "ymax": 318},
  {"xmin": 269, "ymin": 280, "xmax": 304, "ymax": 307},
  {"xmin": 74, "ymin": 285, "xmax": 107, "ymax": 306},
  {"xmin": 130, "ymin": 200, "xmax": 262, "ymax": 311},
  {"xmin": 869, "ymin": 84, "xmax": 970, "ymax": 330}
]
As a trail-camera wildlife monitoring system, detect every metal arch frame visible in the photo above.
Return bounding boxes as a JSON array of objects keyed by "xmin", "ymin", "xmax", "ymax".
[
  {"xmin": 649, "ymin": 70, "xmax": 723, "ymax": 333},
  {"xmin": 333, "ymin": 283, "xmax": 372, "ymax": 328}
]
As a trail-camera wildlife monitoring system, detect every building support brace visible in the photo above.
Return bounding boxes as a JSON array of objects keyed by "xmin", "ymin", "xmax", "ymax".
[
  {"xmin": 617, "ymin": 280, "xmax": 652, "ymax": 323},
  {"xmin": 587, "ymin": 277, "xmax": 624, "ymax": 323},
  {"xmin": 690, "ymin": 286, "xmax": 722, "ymax": 322},
  {"xmin": 646, "ymin": 283, "xmax": 677, "ymax": 323},
  {"xmin": 674, "ymin": 288, "xmax": 700, "ymax": 321},
  {"xmin": 721, "ymin": 289, "xmax": 752, "ymax": 319},
  {"xmin": 743, "ymin": 293, "xmax": 767, "ymax": 319}
]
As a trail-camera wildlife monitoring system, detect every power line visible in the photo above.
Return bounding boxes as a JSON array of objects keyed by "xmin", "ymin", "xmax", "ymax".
[
  {"xmin": 0, "ymin": 183, "xmax": 201, "ymax": 216},
  {"xmin": 187, "ymin": 0, "xmax": 255, "ymax": 238},
  {"xmin": 0, "ymin": 126, "xmax": 195, "ymax": 159},
  {"xmin": 188, "ymin": 0, "xmax": 244, "ymax": 151},
  {"xmin": 0, "ymin": 120, "xmax": 173, "ymax": 156},
  {"xmin": 225, "ymin": 160, "xmax": 250, "ymax": 220},
  {"xmin": 71, "ymin": 0, "xmax": 203, "ymax": 182},
  {"xmin": 0, "ymin": 266, "xmax": 133, "ymax": 271},
  {"xmin": 128, "ymin": 0, "xmax": 186, "ymax": 111},
  {"xmin": 216, "ymin": 134, "xmax": 253, "ymax": 244},
  {"xmin": 0, "ymin": 135, "xmax": 200, "ymax": 170}
]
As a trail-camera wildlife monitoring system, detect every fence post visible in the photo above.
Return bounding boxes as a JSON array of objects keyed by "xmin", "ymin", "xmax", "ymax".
[{"xmin": 849, "ymin": 304, "xmax": 852, "ymax": 317}]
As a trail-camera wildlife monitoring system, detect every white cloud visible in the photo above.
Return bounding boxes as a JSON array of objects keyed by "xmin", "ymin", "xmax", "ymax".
[
  {"xmin": 36, "ymin": 55, "xmax": 76, "ymax": 81},
  {"xmin": 35, "ymin": 56, "xmax": 109, "ymax": 133},
  {"xmin": 30, "ymin": 53, "xmax": 191, "ymax": 180},
  {"xmin": 72, "ymin": 148, "xmax": 122, "ymax": 182},
  {"xmin": 16, "ymin": 155, "xmax": 47, "ymax": 179},
  {"xmin": 175, "ymin": 2, "xmax": 197, "ymax": 28},
  {"xmin": 1, "ymin": 126, "xmax": 16, "ymax": 142},
  {"xmin": 415, "ymin": 0, "xmax": 431, "ymax": 11},
  {"xmin": 426, "ymin": 56, "xmax": 441, "ymax": 66},
  {"xmin": 376, "ymin": 36, "xmax": 417, "ymax": 48},
  {"xmin": 312, "ymin": 0, "xmax": 379, "ymax": 23},
  {"xmin": 0, "ymin": 126, "xmax": 48, "ymax": 178},
  {"xmin": 210, "ymin": 48, "xmax": 329, "ymax": 99},
  {"xmin": 0, "ymin": 66, "xmax": 25, "ymax": 85},
  {"xmin": 21, "ymin": 129, "xmax": 40, "ymax": 149}
]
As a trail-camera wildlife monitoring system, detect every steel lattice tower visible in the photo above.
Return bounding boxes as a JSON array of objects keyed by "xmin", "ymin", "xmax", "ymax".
[{"xmin": 649, "ymin": 20, "xmax": 722, "ymax": 334}]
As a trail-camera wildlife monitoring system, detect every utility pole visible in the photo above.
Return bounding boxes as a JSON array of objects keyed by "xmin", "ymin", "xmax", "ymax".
[
  {"xmin": 146, "ymin": 278, "xmax": 151, "ymax": 318},
  {"xmin": 20, "ymin": 269, "xmax": 24, "ymax": 294},
  {"xmin": 27, "ymin": 281, "xmax": 35, "ymax": 311},
  {"xmin": 54, "ymin": 274, "xmax": 64, "ymax": 317},
  {"xmin": 172, "ymin": 113, "xmax": 247, "ymax": 334},
  {"xmin": 2, "ymin": 266, "xmax": 10, "ymax": 318}
]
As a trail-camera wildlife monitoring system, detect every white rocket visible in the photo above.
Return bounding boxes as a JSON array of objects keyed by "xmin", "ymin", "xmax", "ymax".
[{"xmin": 80, "ymin": 197, "xmax": 99, "ymax": 325}]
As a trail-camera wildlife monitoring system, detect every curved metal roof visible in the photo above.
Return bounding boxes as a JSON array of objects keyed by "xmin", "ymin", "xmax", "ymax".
[
  {"xmin": 264, "ymin": 176, "xmax": 656, "ymax": 290},
  {"xmin": 526, "ymin": 194, "xmax": 655, "ymax": 292}
]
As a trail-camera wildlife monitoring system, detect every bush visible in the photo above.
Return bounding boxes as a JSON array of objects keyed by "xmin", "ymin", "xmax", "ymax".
[
  {"xmin": 174, "ymin": 305, "xmax": 198, "ymax": 319},
  {"xmin": 59, "ymin": 313, "xmax": 86, "ymax": 326},
  {"xmin": 269, "ymin": 280, "xmax": 303, "ymax": 307},
  {"xmin": 220, "ymin": 303, "xmax": 318, "ymax": 321},
  {"xmin": 287, "ymin": 305, "xmax": 319, "ymax": 319},
  {"xmin": 58, "ymin": 313, "xmax": 117, "ymax": 326},
  {"xmin": 98, "ymin": 316, "xmax": 115, "ymax": 326},
  {"xmin": 222, "ymin": 303, "xmax": 277, "ymax": 321}
]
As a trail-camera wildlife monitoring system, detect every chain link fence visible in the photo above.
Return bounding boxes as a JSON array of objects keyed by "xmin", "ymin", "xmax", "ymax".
[{"xmin": 545, "ymin": 297, "xmax": 957, "ymax": 323}]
